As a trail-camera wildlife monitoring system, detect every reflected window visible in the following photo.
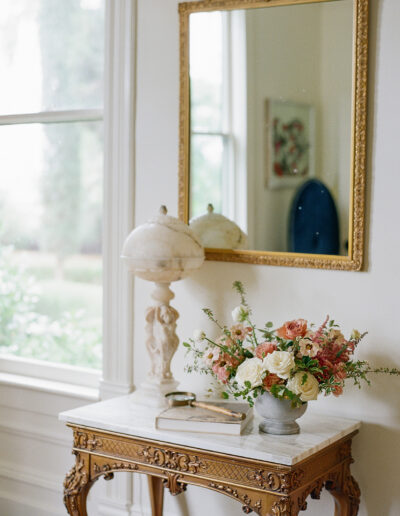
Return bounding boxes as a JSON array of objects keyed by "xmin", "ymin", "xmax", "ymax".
[{"xmin": 190, "ymin": 11, "xmax": 246, "ymax": 226}]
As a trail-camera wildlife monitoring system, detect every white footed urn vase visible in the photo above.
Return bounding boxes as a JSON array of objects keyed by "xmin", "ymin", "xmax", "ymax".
[
  {"xmin": 255, "ymin": 392, "xmax": 308, "ymax": 435},
  {"xmin": 121, "ymin": 206, "xmax": 205, "ymax": 407}
]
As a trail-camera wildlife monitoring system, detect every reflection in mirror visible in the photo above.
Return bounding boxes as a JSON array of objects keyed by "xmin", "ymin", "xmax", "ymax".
[{"xmin": 188, "ymin": 0, "xmax": 354, "ymax": 256}]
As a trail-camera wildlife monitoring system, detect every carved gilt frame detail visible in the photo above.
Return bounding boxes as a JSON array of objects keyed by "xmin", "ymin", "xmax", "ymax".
[
  {"xmin": 178, "ymin": 0, "xmax": 369, "ymax": 270},
  {"xmin": 64, "ymin": 425, "xmax": 360, "ymax": 515}
]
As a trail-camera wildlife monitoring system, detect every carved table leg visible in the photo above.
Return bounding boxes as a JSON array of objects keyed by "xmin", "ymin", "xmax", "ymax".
[
  {"xmin": 64, "ymin": 452, "xmax": 93, "ymax": 516},
  {"xmin": 326, "ymin": 462, "xmax": 360, "ymax": 516},
  {"xmin": 148, "ymin": 475, "xmax": 165, "ymax": 516},
  {"xmin": 269, "ymin": 496, "xmax": 299, "ymax": 516}
]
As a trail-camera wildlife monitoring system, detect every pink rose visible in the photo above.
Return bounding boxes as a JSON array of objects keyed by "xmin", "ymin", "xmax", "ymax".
[
  {"xmin": 212, "ymin": 364, "xmax": 229, "ymax": 384},
  {"xmin": 255, "ymin": 341, "xmax": 277, "ymax": 359},
  {"xmin": 277, "ymin": 319, "xmax": 308, "ymax": 340}
]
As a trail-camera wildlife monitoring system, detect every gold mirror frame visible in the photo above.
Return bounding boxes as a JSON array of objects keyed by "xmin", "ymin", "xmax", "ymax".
[{"xmin": 178, "ymin": 0, "xmax": 368, "ymax": 271}]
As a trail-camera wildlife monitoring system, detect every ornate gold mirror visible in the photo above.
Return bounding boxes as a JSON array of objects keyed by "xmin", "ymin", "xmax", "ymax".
[{"xmin": 179, "ymin": 0, "xmax": 368, "ymax": 270}]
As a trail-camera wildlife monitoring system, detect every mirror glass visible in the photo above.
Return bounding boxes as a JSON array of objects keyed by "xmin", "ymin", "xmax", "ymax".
[{"xmin": 188, "ymin": 0, "xmax": 354, "ymax": 256}]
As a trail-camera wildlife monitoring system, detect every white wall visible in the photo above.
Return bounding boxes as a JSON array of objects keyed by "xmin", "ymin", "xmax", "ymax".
[
  {"xmin": 319, "ymin": 0, "xmax": 353, "ymax": 252},
  {"xmin": 246, "ymin": 3, "xmax": 321, "ymax": 252},
  {"xmin": 134, "ymin": 0, "xmax": 400, "ymax": 515},
  {"xmin": 247, "ymin": 0, "xmax": 353, "ymax": 253}
]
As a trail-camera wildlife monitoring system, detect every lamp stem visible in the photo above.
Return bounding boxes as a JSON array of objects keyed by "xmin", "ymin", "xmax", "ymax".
[{"xmin": 145, "ymin": 282, "xmax": 179, "ymax": 383}]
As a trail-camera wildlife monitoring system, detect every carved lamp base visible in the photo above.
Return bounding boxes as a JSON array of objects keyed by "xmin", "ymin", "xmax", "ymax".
[
  {"xmin": 130, "ymin": 282, "xmax": 180, "ymax": 408},
  {"xmin": 130, "ymin": 377, "xmax": 179, "ymax": 408}
]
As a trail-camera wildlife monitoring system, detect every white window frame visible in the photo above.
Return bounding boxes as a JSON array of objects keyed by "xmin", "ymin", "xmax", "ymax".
[{"xmin": 0, "ymin": 0, "xmax": 136, "ymax": 397}]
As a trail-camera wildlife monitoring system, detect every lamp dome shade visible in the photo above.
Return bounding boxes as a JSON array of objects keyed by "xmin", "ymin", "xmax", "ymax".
[
  {"xmin": 190, "ymin": 204, "xmax": 248, "ymax": 250},
  {"xmin": 121, "ymin": 206, "xmax": 205, "ymax": 282}
]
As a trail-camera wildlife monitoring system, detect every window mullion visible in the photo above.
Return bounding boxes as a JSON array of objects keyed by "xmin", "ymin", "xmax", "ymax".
[{"xmin": 0, "ymin": 109, "xmax": 103, "ymax": 126}]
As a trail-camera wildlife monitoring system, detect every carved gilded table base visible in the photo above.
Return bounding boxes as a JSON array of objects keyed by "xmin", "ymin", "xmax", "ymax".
[{"xmin": 64, "ymin": 425, "xmax": 360, "ymax": 516}]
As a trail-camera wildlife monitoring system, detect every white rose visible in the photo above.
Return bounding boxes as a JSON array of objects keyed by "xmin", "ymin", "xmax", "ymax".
[
  {"xmin": 193, "ymin": 329, "xmax": 206, "ymax": 342},
  {"xmin": 235, "ymin": 357, "xmax": 265, "ymax": 388},
  {"xmin": 287, "ymin": 372, "xmax": 320, "ymax": 402},
  {"xmin": 351, "ymin": 329, "xmax": 361, "ymax": 340},
  {"xmin": 263, "ymin": 351, "xmax": 295, "ymax": 379},
  {"xmin": 231, "ymin": 305, "xmax": 249, "ymax": 323}
]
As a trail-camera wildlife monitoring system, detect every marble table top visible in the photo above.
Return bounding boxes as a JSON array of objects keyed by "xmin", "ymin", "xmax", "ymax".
[{"xmin": 59, "ymin": 395, "xmax": 360, "ymax": 466}]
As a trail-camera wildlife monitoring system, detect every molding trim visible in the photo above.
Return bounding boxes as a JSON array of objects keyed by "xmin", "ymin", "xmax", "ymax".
[
  {"xmin": 0, "ymin": 422, "xmax": 70, "ymax": 448},
  {"xmin": 130, "ymin": 504, "xmax": 178, "ymax": 516},
  {"xmin": 100, "ymin": 0, "xmax": 136, "ymax": 402},
  {"xmin": 0, "ymin": 459, "xmax": 61, "ymax": 493},
  {"xmin": 0, "ymin": 372, "xmax": 98, "ymax": 401},
  {"xmin": 98, "ymin": 0, "xmax": 138, "ymax": 513},
  {"xmin": 0, "ymin": 493, "xmax": 66, "ymax": 516}
]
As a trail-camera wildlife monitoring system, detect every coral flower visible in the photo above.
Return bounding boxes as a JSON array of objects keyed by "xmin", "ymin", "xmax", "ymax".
[
  {"xmin": 332, "ymin": 384, "xmax": 344, "ymax": 397},
  {"xmin": 262, "ymin": 373, "xmax": 284, "ymax": 391},
  {"xmin": 255, "ymin": 341, "xmax": 277, "ymax": 359},
  {"xmin": 212, "ymin": 363, "xmax": 230, "ymax": 383},
  {"xmin": 277, "ymin": 319, "xmax": 308, "ymax": 340}
]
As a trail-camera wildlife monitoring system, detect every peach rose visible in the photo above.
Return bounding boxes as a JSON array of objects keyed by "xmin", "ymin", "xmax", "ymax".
[
  {"xmin": 255, "ymin": 341, "xmax": 277, "ymax": 359},
  {"xmin": 262, "ymin": 373, "xmax": 284, "ymax": 391},
  {"xmin": 277, "ymin": 319, "xmax": 308, "ymax": 340},
  {"xmin": 220, "ymin": 352, "xmax": 241, "ymax": 369}
]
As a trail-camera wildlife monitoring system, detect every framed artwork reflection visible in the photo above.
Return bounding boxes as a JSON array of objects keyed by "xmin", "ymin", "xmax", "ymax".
[{"xmin": 265, "ymin": 99, "xmax": 315, "ymax": 189}]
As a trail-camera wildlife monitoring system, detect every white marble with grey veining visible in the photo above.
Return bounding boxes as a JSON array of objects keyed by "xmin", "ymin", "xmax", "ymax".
[{"xmin": 59, "ymin": 395, "xmax": 360, "ymax": 466}]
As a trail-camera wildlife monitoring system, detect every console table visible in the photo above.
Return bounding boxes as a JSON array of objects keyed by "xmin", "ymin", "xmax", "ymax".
[{"xmin": 59, "ymin": 396, "xmax": 360, "ymax": 516}]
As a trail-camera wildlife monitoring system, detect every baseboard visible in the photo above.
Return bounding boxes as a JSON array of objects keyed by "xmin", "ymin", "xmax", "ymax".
[
  {"xmin": 130, "ymin": 504, "xmax": 177, "ymax": 516},
  {"xmin": 98, "ymin": 499, "xmax": 133, "ymax": 516}
]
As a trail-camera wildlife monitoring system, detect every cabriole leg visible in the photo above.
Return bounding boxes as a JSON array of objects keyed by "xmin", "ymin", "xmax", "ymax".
[{"xmin": 64, "ymin": 452, "xmax": 93, "ymax": 516}]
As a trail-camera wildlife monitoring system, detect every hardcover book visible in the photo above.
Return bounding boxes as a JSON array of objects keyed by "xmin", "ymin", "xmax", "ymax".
[{"xmin": 155, "ymin": 402, "xmax": 253, "ymax": 435}]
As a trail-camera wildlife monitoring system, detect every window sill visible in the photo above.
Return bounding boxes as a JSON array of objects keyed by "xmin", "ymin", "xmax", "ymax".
[
  {"xmin": 0, "ymin": 372, "xmax": 99, "ymax": 401},
  {"xmin": 0, "ymin": 354, "xmax": 100, "ymax": 389}
]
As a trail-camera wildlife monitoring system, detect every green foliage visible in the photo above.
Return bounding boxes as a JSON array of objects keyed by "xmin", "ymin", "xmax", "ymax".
[
  {"xmin": 270, "ymin": 384, "xmax": 303, "ymax": 408},
  {"xmin": 0, "ymin": 245, "xmax": 101, "ymax": 369},
  {"xmin": 232, "ymin": 281, "xmax": 248, "ymax": 308},
  {"xmin": 184, "ymin": 280, "xmax": 400, "ymax": 410}
]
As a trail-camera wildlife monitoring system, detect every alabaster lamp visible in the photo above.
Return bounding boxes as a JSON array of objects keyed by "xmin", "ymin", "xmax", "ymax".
[{"xmin": 121, "ymin": 206, "xmax": 205, "ymax": 407}]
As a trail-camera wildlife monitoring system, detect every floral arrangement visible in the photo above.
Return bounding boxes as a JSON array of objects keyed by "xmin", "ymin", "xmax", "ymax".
[{"xmin": 183, "ymin": 282, "xmax": 400, "ymax": 408}]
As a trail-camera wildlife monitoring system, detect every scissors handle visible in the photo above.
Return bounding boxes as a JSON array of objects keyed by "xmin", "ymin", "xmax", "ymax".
[{"xmin": 191, "ymin": 401, "xmax": 246, "ymax": 420}]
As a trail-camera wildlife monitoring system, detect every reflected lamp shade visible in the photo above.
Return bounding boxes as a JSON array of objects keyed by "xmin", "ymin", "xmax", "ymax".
[{"xmin": 190, "ymin": 204, "xmax": 248, "ymax": 250}]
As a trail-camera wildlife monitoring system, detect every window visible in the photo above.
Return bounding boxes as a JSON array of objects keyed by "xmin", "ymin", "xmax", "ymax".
[
  {"xmin": 189, "ymin": 10, "xmax": 247, "ymax": 232},
  {"xmin": 0, "ymin": 0, "xmax": 104, "ymax": 372}
]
